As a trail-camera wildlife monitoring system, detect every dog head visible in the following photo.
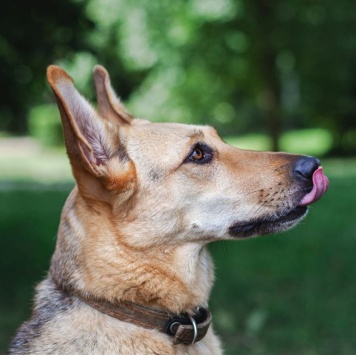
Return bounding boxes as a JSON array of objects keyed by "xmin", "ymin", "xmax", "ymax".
[{"xmin": 47, "ymin": 65, "xmax": 329, "ymax": 248}]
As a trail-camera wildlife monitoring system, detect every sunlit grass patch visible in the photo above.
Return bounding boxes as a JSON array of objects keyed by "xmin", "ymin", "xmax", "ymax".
[
  {"xmin": 0, "ymin": 137, "xmax": 73, "ymax": 183},
  {"xmin": 0, "ymin": 151, "xmax": 73, "ymax": 183},
  {"xmin": 225, "ymin": 129, "xmax": 333, "ymax": 157},
  {"xmin": 224, "ymin": 134, "xmax": 271, "ymax": 151},
  {"xmin": 280, "ymin": 129, "xmax": 333, "ymax": 156}
]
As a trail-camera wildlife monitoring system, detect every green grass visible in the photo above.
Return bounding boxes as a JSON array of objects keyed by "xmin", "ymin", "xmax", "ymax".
[{"xmin": 0, "ymin": 188, "xmax": 69, "ymax": 352}]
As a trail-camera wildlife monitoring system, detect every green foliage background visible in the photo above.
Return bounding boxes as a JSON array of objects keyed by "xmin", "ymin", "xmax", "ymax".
[{"xmin": 2, "ymin": 0, "xmax": 356, "ymax": 153}]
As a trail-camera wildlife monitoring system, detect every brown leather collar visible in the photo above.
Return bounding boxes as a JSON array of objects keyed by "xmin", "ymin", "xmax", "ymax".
[{"xmin": 75, "ymin": 293, "xmax": 212, "ymax": 345}]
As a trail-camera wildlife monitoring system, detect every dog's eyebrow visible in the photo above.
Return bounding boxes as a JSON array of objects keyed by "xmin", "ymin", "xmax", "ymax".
[{"xmin": 186, "ymin": 129, "xmax": 204, "ymax": 140}]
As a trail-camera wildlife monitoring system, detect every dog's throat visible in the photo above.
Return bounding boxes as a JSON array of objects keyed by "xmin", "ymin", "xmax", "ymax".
[{"xmin": 73, "ymin": 292, "xmax": 212, "ymax": 345}]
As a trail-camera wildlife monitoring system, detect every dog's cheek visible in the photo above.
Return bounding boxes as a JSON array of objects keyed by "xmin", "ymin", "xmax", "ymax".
[{"xmin": 182, "ymin": 196, "xmax": 236, "ymax": 239}]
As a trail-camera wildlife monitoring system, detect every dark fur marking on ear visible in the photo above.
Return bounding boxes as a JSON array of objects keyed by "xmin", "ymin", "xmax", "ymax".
[{"xmin": 118, "ymin": 145, "xmax": 130, "ymax": 163}]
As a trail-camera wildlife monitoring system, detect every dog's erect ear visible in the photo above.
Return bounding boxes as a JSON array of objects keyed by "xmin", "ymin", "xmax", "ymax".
[
  {"xmin": 93, "ymin": 65, "xmax": 133, "ymax": 126},
  {"xmin": 47, "ymin": 65, "xmax": 117, "ymax": 178}
]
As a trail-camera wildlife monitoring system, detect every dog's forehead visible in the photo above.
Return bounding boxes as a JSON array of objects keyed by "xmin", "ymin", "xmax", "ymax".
[
  {"xmin": 125, "ymin": 122, "xmax": 220, "ymax": 170},
  {"xmin": 128, "ymin": 122, "xmax": 219, "ymax": 143},
  {"xmin": 128, "ymin": 123, "xmax": 218, "ymax": 147}
]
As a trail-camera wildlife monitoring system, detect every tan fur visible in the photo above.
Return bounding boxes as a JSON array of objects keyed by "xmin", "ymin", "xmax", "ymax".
[{"xmin": 9, "ymin": 65, "xmax": 317, "ymax": 354}]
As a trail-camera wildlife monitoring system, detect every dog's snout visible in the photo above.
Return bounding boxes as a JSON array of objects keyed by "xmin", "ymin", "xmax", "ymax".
[{"xmin": 293, "ymin": 156, "xmax": 320, "ymax": 180}]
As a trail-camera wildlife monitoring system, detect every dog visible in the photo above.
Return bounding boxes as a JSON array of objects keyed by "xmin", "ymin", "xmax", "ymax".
[{"xmin": 9, "ymin": 65, "xmax": 329, "ymax": 354}]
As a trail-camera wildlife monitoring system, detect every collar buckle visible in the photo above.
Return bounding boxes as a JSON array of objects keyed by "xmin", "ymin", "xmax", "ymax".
[
  {"xmin": 73, "ymin": 290, "xmax": 212, "ymax": 346},
  {"xmin": 165, "ymin": 307, "xmax": 212, "ymax": 345}
]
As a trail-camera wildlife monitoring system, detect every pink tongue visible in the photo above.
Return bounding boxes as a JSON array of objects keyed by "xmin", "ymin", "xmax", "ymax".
[{"xmin": 298, "ymin": 167, "xmax": 329, "ymax": 206}]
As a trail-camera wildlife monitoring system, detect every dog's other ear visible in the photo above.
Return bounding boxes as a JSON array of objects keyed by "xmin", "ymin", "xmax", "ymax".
[
  {"xmin": 93, "ymin": 65, "xmax": 133, "ymax": 126},
  {"xmin": 46, "ymin": 66, "xmax": 136, "ymax": 196}
]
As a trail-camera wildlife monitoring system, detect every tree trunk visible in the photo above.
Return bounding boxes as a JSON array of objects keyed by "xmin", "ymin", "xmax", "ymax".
[{"xmin": 249, "ymin": 0, "xmax": 282, "ymax": 151}]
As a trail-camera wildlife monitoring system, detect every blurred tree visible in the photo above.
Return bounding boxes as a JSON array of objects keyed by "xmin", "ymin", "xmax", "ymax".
[
  {"xmin": 0, "ymin": 0, "xmax": 94, "ymax": 133},
  {"xmin": 108, "ymin": 0, "xmax": 356, "ymax": 153},
  {"xmin": 294, "ymin": 0, "xmax": 356, "ymax": 155},
  {"xmin": 101, "ymin": 0, "xmax": 291, "ymax": 150},
  {"xmin": 3, "ymin": 0, "xmax": 356, "ymax": 154}
]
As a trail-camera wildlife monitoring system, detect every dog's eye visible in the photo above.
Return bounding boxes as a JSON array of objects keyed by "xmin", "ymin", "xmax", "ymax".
[
  {"xmin": 186, "ymin": 143, "xmax": 214, "ymax": 164},
  {"xmin": 191, "ymin": 147, "xmax": 204, "ymax": 161}
]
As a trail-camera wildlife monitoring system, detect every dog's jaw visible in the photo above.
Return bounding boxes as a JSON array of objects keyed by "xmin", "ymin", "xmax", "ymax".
[{"xmin": 228, "ymin": 205, "xmax": 308, "ymax": 238}]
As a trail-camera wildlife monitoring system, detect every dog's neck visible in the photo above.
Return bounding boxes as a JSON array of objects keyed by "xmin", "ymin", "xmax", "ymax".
[{"xmin": 50, "ymin": 187, "xmax": 215, "ymax": 314}]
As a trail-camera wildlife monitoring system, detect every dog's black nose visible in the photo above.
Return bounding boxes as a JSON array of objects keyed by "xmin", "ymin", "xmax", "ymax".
[{"xmin": 294, "ymin": 156, "xmax": 320, "ymax": 180}]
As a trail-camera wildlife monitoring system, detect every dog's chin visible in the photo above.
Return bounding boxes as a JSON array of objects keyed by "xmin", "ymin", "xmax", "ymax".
[{"xmin": 228, "ymin": 206, "xmax": 308, "ymax": 239}]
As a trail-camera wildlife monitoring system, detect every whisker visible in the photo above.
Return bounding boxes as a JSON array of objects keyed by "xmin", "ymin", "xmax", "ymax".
[{"xmin": 245, "ymin": 200, "xmax": 270, "ymax": 221}]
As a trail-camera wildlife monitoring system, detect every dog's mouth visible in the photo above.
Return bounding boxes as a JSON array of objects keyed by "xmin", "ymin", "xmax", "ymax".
[
  {"xmin": 228, "ymin": 205, "xmax": 308, "ymax": 238},
  {"xmin": 229, "ymin": 166, "xmax": 329, "ymax": 239}
]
